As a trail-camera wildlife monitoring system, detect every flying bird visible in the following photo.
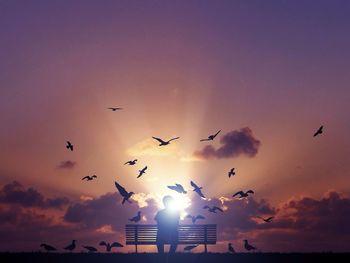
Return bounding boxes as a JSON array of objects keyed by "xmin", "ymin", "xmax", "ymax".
[
  {"xmin": 184, "ymin": 245, "xmax": 198, "ymax": 251},
  {"xmin": 137, "ymin": 166, "xmax": 147, "ymax": 178},
  {"xmin": 115, "ymin": 182, "xmax": 134, "ymax": 204},
  {"xmin": 129, "ymin": 211, "xmax": 141, "ymax": 223},
  {"xmin": 63, "ymin": 240, "xmax": 76, "ymax": 252},
  {"xmin": 228, "ymin": 168, "xmax": 235, "ymax": 178},
  {"xmin": 83, "ymin": 246, "xmax": 97, "ymax": 253},
  {"xmin": 257, "ymin": 216, "xmax": 274, "ymax": 223},
  {"xmin": 152, "ymin": 136, "xmax": 180, "ymax": 146},
  {"xmin": 82, "ymin": 175, "xmax": 97, "ymax": 181},
  {"xmin": 228, "ymin": 243, "xmax": 235, "ymax": 253},
  {"xmin": 66, "ymin": 141, "xmax": 74, "ymax": 151},
  {"xmin": 190, "ymin": 181, "xmax": 205, "ymax": 198},
  {"xmin": 232, "ymin": 190, "xmax": 254, "ymax": 198},
  {"xmin": 167, "ymin": 183, "xmax": 187, "ymax": 194},
  {"xmin": 40, "ymin": 243, "xmax": 57, "ymax": 252},
  {"xmin": 186, "ymin": 214, "xmax": 205, "ymax": 224},
  {"xmin": 99, "ymin": 241, "xmax": 124, "ymax": 252},
  {"xmin": 313, "ymin": 125, "xmax": 323, "ymax": 137},
  {"xmin": 124, "ymin": 159, "xmax": 137, "ymax": 166},
  {"xmin": 108, "ymin": 107, "xmax": 123, "ymax": 111},
  {"xmin": 200, "ymin": 130, "xmax": 221, "ymax": 142},
  {"xmin": 244, "ymin": 239, "xmax": 257, "ymax": 251},
  {"xmin": 203, "ymin": 205, "xmax": 223, "ymax": 213}
]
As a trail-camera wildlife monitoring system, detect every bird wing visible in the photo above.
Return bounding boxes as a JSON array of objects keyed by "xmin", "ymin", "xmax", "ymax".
[
  {"xmin": 81, "ymin": 176, "xmax": 89, "ymax": 180},
  {"xmin": 200, "ymin": 138, "xmax": 210, "ymax": 142},
  {"xmin": 152, "ymin": 137, "xmax": 166, "ymax": 144},
  {"xmin": 247, "ymin": 190, "xmax": 254, "ymax": 194},
  {"xmin": 232, "ymin": 191, "xmax": 244, "ymax": 197},
  {"xmin": 92, "ymin": 175, "xmax": 97, "ymax": 178},
  {"xmin": 267, "ymin": 216, "xmax": 274, "ymax": 221},
  {"xmin": 115, "ymin": 182, "xmax": 128, "ymax": 197},
  {"xmin": 190, "ymin": 181, "xmax": 199, "ymax": 189},
  {"xmin": 214, "ymin": 206, "xmax": 223, "ymax": 212},
  {"xmin": 196, "ymin": 189, "xmax": 205, "ymax": 198},
  {"xmin": 110, "ymin": 242, "xmax": 123, "ymax": 248},
  {"xmin": 167, "ymin": 185, "xmax": 178, "ymax": 191},
  {"xmin": 66, "ymin": 141, "xmax": 71, "ymax": 145},
  {"xmin": 168, "ymin": 137, "xmax": 180, "ymax": 142},
  {"xmin": 99, "ymin": 241, "xmax": 107, "ymax": 246},
  {"xmin": 143, "ymin": 166, "xmax": 148, "ymax": 171},
  {"xmin": 196, "ymin": 215, "xmax": 205, "ymax": 220},
  {"xmin": 124, "ymin": 161, "xmax": 130, "ymax": 165},
  {"xmin": 213, "ymin": 130, "xmax": 221, "ymax": 138}
]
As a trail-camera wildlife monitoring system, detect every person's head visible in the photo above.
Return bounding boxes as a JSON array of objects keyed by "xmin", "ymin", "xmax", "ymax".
[{"xmin": 162, "ymin": 195, "xmax": 174, "ymax": 210}]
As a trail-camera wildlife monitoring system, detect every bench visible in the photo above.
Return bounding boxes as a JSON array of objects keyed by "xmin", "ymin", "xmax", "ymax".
[{"xmin": 125, "ymin": 224, "xmax": 217, "ymax": 253}]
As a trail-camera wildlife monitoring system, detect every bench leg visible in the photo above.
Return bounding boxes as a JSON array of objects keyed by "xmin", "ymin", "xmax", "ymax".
[
  {"xmin": 135, "ymin": 244, "xmax": 138, "ymax": 253},
  {"xmin": 204, "ymin": 244, "xmax": 207, "ymax": 253}
]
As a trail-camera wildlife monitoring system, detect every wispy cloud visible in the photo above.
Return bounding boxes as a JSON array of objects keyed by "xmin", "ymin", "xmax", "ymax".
[{"xmin": 57, "ymin": 160, "xmax": 77, "ymax": 169}]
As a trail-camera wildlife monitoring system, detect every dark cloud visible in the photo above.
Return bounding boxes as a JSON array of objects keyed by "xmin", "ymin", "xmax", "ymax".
[
  {"xmin": 194, "ymin": 127, "xmax": 261, "ymax": 159},
  {"xmin": 57, "ymin": 160, "xmax": 77, "ymax": 169}
]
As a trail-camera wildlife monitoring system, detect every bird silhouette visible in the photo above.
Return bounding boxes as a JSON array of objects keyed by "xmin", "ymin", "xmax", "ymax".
[
  {"xmin": 82, "ymin": 175, "xmax": 97, "ymax": 181},
  {"xmin": 108, "ymin": 107, "xmax": 123, "ymax": 111},
  {"xmin": 137, "ymin": 166, "xmax": 147, "ymax": 178},
  {"xmin": 167, "ymin": 183, "xmax": 187, "ymax": 194},
  {"xmin": 190, "ymin": 181, "xmax": 205, "ymax": 198},
  {"xmin": 200, "ymin": 130, "xmax": 221, "ymax": 142},
  {"xmin": 99, "ymin": 241, "xmax": 124, "ymax": 252},
  {"xmin": 184, "ymin": 245, "xmax": 198, "ymax": 251},
  {"xmin": 313, "ymin": 125, "xmax": 323, "ymax": 137},
  {"xmin": 129, "ymin": 211, "xmax": 141, "ymax": 223},
  {"xmin": 115, "ymin": 182, "xmax": 134, "ymax": 204},
  {"xmin": 232, "ymin": 190, "xmax": 254, "ymax": 198},
  {"xmin": 228, "ymin": 168, "xmax": 235, "ymax": 178},
  {"xmin": 185, "ymin": 214, "xmax": 205, "ymax": 224},
  {"xmin": 152, "ymin": 136, "xmax": 180, "ymax": 146},
  {"xmin": 83, "ymin": 246, "xmax": 97, "ymax": 253},
  {"xmin": 63, "ymin": 240, "xmax": 76, "ymax": 252},
  {"xmin": 244, "ymin": 239, "xmax": 257, "ymax": 251},
  {"xmin": 124, "ymin": 159, "xmax": 137, "ymax": 166},
  {"xmin": 203, "ymin": 205, "xmax": 223, "ymax": 213},
  {"xmin": 40, "ymin": 243, "xmax": 56, "ymax": 252},
  {"xmin": 257, "ymin": 216, "xmax": 274, "ymax": 223},
  {"xmin": 66, "ymin": 141, "xmax": 73, "ymax": 151},
  {"xmin": 228, "ymin": 243, "xmax": 235, "ymax": 253}
]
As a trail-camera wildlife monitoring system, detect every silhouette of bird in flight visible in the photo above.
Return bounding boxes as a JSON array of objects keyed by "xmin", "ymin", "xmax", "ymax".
[
  {"xmin": 66, "ymin": 141, "xmax": 74, "ymax": 151},
  {"xmin": 184, "ymin": 245, "xmax": 198, "ymax": 251},
  {"xmin": 190, "ymin": 181, "xmax": 205, "ymax": 198},
  {"xmin": 228, "ymin": 168, "xmax": 235, "ymax": 178},
  {"xmin": 40, "ymin": 243, "xmax": 57, "ymax": 252},
  {"xmin": 83, "ymin": 246, "xmax": 97, "ymax": 253},
  {"xmin": 99, "ymin": 241, "xmax": 124, "ymax": 252},
  {"xmin": 244, "ymin": 239, "xmax": 257, "ymax": 251},
  {"xmin": 152, "ymin": 136, "xmax": 180, "ymax": 146},
  {"xmin": 228, "ymin": 243, "xmax": 235, "ymax": 253},
  {"xmin": 137, "ymin": 166, "xmax": 147, "ymax": 178},
  {"xmin": 63, "ymin": 240, "xmax": 76, "ymax": 252},
  {"xmin": 200, "ymin": 130, "xmax": 221, "ymax": 142},
  {"xmin": 82, "ymin": 175, "xmax": 97, "ymax": 181},
  {"xmin": 313, "ymin": 125, "xmax": 323, "ymax": 137},
  {"xmin": 129, "ymin": 211, "xmax": 141, "ymax": 223},
  {"xmin": 233, "ymin": 190, "xmax": 254, "ymax": 198},
  {"xmin": 124, "ymin": 159, "xmax": 137, "ymax": 165},
  {"xmin": 167, "ymin": 183, "xmax": 187, "ymax": 194},
  {"xmin": 257, "ymin": 216, "xmax": 274, "ymax": 223},
  {"xmin": 108, "ymin": 107, "xmax": 122, "ymax": 111},
  {"xmin": 203, "ymin": 205, "xmax": 223, "ymax": 213},
  {"xmin": 115, "ymin": 182, "xmax": 134, "ymax": 204},
  {"xmin": 186, "ymin": 214, "xmax": 205, "ymax": 224}
]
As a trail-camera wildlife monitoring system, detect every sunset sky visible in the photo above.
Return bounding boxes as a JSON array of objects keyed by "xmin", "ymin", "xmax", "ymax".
[{"xmin": 1, "ymin": 0, "xmax": 350, "ymax": 253}]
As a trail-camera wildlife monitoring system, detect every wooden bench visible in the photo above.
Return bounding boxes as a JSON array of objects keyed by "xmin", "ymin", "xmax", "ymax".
[{"xmin": 125, "ymin": 224, "xmax": 217, "ymax": 253}]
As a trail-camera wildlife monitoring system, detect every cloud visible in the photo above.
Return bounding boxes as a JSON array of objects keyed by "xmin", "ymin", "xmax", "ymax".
[
  {"xmin": 57, "ymin": 160, "xmax": 77, "ymax": 169},
  {"xmin": 194, "ymin": 127, "xmax": 261, "ymax": 159}
]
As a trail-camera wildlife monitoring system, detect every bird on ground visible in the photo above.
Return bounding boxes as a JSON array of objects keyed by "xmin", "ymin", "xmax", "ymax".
[
  {"xmin": 137, "ymin": 166, "xmax": 147, "ymax": 178},
  {"xmin": 152, "ymin": 136, "xmax": 180, "ymax": 146},
  {"xmin": 232, "ymin": 190, "xmax": 254, "ymax": 198},
  {"xmin": 108, "ymin": 107, "xmax": 122, "ymax": 111},
  {"xmin": 115, "ymin": 182, "xmax": 134, "ymax": 204},
  {"xmin": 99, "ymin": 241, "xmax": 124, "ymax": 252},
  {"xmin": 129, "ymin": 211, "xmax": 141, "ymax": 223},
  {"xmin": 190, "ymin": 181, "xmax": 205, "ymax": 198},
  {"xmin": 203, "ymin": 205, "xmax": 223, "ymax": 213},
  {"xmin": 167, "ymin": 184, "xmax": 187, "ymax": 194},
  {"xmin": 313, "ymin": 125, "xmax": 323, "ymax": 137},
  {"xmin": 82, "ymin": 175, "xmax": 97, "ymax": 181},
  {"xmin": 200, "ymin": 130, "xmax": 221, "ymax": 142},
  {"xmin": 83, "ymin": 246, "xmax": 97, "ymax": 253},
  {"xmin": 186, "ymin": 214, "xmax": 205, "ymax": 224},
  {"xmin": 63, "ymin": 240, "xmax": 76, "ymax": 252},
  {"xmin": 257, "ymin": 216, "xmax": 274, "ymax": 223},
  {"xmin": 124, "ymin": 159, "xmax": 137, "ymax": 165},
  {"xmin": 228, "ymin": 243, "xmax": 235, "ymax": 253},
  {"xmin": 40, "ymin": 243, "xmax": 56, "ymax": 252},
  {"xmin": 228, "ymin": 168, "xmax": 235, "ymax": 178},
  {"xmin": 244, "ymin": 240, "xmax": 257, "ymax": 251},
  {"xmin": 66, "ymin": 141, "xmax": 74, "ymax": 151},
  {"xmin": 184, "ymin": 245, "xmax": 198, "ymax": 251}
]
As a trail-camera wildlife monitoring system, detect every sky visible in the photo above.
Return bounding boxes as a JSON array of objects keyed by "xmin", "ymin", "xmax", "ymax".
[{"xmin": 0, "ymin": 0, "xmax": 350, "ymax": 253}]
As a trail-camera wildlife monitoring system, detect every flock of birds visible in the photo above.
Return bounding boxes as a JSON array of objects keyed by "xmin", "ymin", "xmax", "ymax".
[{"xmin": 43, "ymin": 108, "xmax": 324, "ymax": 253}]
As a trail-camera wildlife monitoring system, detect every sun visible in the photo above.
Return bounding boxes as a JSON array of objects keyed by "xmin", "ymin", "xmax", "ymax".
[{"xmin": 156, "ymin": 194, "xmax": 191, "ymax": 219}]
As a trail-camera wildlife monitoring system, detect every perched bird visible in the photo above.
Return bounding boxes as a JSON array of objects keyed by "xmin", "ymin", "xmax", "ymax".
[
  {"xmin": 200, "ymin": 130, "xmax": 221, "ymax": 142},
  {"xmin": 257, "ymin": 216, "xmax": 274, "ymax": 223},
  {"xmin": 186, "ymin": 214, "xmax": 205, "ymax": 224},
  {"xmin": 313, "ymin": 125, "xmax": 323, "ymax": 137},
  {"xmin": 108, "ymin": 107, "xmax": 122, "ymax": 111},
  {"xmin": 190, "ymin": 181, "xmax": 205, "ymax": 198},
  {"xmin": 82, "ymin": 175, "xmax": 97, "ymax": 181},
  {"xmin": 137, "ymin": 166, "xmax": 147, "ymax": 178},
  {"xmin": 152, "ymin": 136, "xmax": 180, "ymax": 146},
  {"xmin": 66, "ymin": 141, "xmax": 74, "ymax": 151},
  {"xmin": 167, "ymin": 183, "xmax": 187, "ymax": 194},
  {"xmin": 129, "ymin": 211, "xmax": 141, "ymax": 223},
  {"xmin": 99, "ymin": 241, "xmax": 124, "ymax": 252},
  {"xmin": 228, "ymin": 168, "xmax": 235, "ymax": 178},
  {"xmin": 40, "ymin": 243, "xmax": 57, "ymax": 252},
  {"xmin": 83, "ymin": 246, "xmax": 97, "ymax": 253},
  {"xmin": 124, "ymin": 159, "xmax": 137, "ymax": 166},
  {"xmin": 115, "ymin": 182, "xmax": 134, "ymax": 204},
  {"xmin": 63, "ymin": 240, "xmax": 76, "ymax": 252},
  {"xmin": 244, "ymin": 240, "xmax": 257, "ymax": 251},
  {"xmin": 228, "ymin": 243, "xmax": 235, "ymax": 253},
  {"xmin": 232, "ymin": 190, "xmax": 254, "ymax": 198},
  {"xmin": 203, "ymin": 205, "xmax": 223, "ymax": 213},
  {"xmin": 184, "ymin": 245, "xmax": 198, "ymax": 251}
]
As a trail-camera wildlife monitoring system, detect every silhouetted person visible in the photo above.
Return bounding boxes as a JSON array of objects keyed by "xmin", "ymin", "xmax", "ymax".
[{"xmin": 155, "ymin": 196, "xmax": 180, "ymax": 254}]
